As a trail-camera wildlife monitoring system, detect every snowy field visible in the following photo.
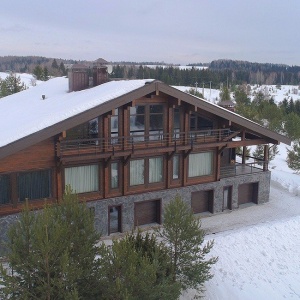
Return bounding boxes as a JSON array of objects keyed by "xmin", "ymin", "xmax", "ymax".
[
  {"xmin": 0, "ymin": 72, "xmax": 43, "ymax": 88},
  {"xmin": 182, "ymin": 142, "xmax": 300, "ymax": 300}
]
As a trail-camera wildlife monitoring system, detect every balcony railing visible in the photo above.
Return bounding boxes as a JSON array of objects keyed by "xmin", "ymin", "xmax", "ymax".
[
  {"xmin": 58, "ymin": 128, "xmax": 233, "ymax": 158},
  {"xmin": 220, "ymin": 160, "xmax": 268, "ymax": 178}
]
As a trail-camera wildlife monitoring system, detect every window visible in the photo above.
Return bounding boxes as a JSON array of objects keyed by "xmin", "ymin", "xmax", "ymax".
[
  {"xmin": 65, "ymin": 165, "xmax": 99, "ymax": 193},
  {"xmin": 111, "ymin": 162, "xmax": 119, "ymax": 189},
  {"xmin": 130, "ymin": 104, "xmax": 164, "ymax": 141},
  {"xmin": 18, "ymin": 170, "xmax": 51, "ymax": 201},
  {"xmin": 66, "ymin": 118, "xmax": 98, "ymax": 140},
  {"xmin": 188, "ymin": 152, "xmax": 213, "ymax": 177},
  {"xmin": 110, "ymin": 109, "xmax": 118, "ymax": 142},
  {"xmin": 149, "ymin": 105, "xmax": 164, "ymax": 139},
  {"xmin": 149, "ymin": 157, "xmax": 163, "ymax": 183},
  {"xmin": 173, "ymin": 108, "xmax": 180, "ymax": 138},
  {"xmin": 190, "ymin": 113, "xmax": 213, "ymax": 131},
  {"xmin": 0, "ymin": 174, "xmax": 10, "ymax": 204},
  {"xmin": 130, "ymin": 157, "xmax": 163, "ymax": 186},
  {"xmin": 172, "ymin": 155, "xmax": 179, "ymax": 179},
  {"xmin": 130, "ymin": 106, "xmax": 145, "ymax": 141},
  {"xmin": 130, "ymin": 159, "xmax": 144, "ymax": 186}
]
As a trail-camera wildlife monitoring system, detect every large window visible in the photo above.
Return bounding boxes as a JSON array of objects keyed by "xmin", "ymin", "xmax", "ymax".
[
  {"xmin": 18, "ymin": 170, "xmax": 52, "ymax": 201},
  {"xmin": 130, "ymin": 104, "xmax": 164, "ymax": 141},
  {"xmin": 130, "ymin": 159, "xmax": 145, "ymax": 186},
  {"xmin": 66, "ymin": 118, "xmax": 98, "ymax": 140},
  {"xmin": 110, "ymin": 109, "xmax": 118, "ymax": 141},
  {"xmin": 111, "ymin": 162, "xmax": 119, "ymax": 189},
  {"xmin": 130, "ymin": 105, "xmax": 145, "ymax": 141},
  {"xmin": 65, "ymin": 165, "xmax": 99, "ymax": 193},
  {"xmin": 173, "ymin": 108, "xmax": 181, "ymax": 138},
  {"xmin": 130, "ymin": 156, "xmax": 163, "ymax": 186},
  {"xmin": 149, "ymin": 157, "xmax": 163, "ymax": 183},
  {"xmin": 190, "ymin": 113, "xmax": 213, "ymax": 131},
  {"xmin": 172, "ymin": 155, "xmax": 180, "ymax": 180},
  {"xmin": 0, "ymin": 174, "xmax": 10, "ymax": 204},
  {"xmin": 188, "ymin": 152, "xmax": 213, "ymax": 177}
]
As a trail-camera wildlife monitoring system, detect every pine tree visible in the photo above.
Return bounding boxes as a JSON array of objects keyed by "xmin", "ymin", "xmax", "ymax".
[
  {"xmin": 42, "ymin": 66, "xmax": 49, "ymax": 81},
  {"xmin": 99, "ymin": 231, "xmax": 180, "ymax": 300},
  {"xmin": 51, "ymin": 59, "xmax": 59, "ymax": 69},
  {"xmin": 286, "ymin": 142, "xmax": 300, "ymax": 173},
  {"xmin": 252, "ymin": 145, "xmax": 265, "ymax": 165},
  {"xmin": 220, "ymin": 85, "xmax": 231, "ymax": 101},
  {"xmin": 0, "ymin": 74, "xmax": 27, "ymax": 98},
  {"xmin": 59, "ymin": 62, "xmax": 66, "ymax": 76},
  {"xmin": 0, "ymin": 187, "xmax": 101, "ymax": 299},
  {"xmin": 33, "ymin": 65, "xmax": 43, "ymax": 80},
  {"xmin": 269, "ymin": 144, "xmax": 279, "ymax": 161},
  {"xmin": 157, "ymin": 195, "xmax": 218, "ymax": 298}
]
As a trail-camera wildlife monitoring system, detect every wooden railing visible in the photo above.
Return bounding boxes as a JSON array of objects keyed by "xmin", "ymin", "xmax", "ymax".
[{"xmin": 58, "ymin": 128, "xmax": 233, "ymax": 158}]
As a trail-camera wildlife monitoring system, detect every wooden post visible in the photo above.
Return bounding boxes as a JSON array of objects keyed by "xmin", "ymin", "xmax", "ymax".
[
  {"xmin": 263, "ymin": 144, "xmax": 269, "ymax": 171},
  {"xmin": 242, "ymin": 146, "xmax": 246, "ymax": 164}
]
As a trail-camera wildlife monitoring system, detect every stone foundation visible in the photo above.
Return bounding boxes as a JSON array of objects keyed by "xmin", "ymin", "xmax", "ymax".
[{"xmin": 0, "ymin": 171, "xmax": 271, "ymax": 255}]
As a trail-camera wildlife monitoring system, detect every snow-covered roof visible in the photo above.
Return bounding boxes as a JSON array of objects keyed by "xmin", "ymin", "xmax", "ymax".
[{"xmin": 0, "ymin": 77, "xmax": 153, "ymax": 148}]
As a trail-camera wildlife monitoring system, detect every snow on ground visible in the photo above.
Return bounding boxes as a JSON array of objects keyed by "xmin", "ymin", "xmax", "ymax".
[
  {"xmin": 0, "ymin": 72, "xmax": 43, "ymax": 88},
  {"xmin": 250, "ymin": 85, "xmax": 300, "ymax": 105},
  {"xmin": 181, "ymin": 143, "xmax": 300, "ymax": 299}
]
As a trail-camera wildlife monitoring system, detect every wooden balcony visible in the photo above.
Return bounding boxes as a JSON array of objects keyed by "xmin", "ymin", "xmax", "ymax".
[
  {"xmin": 220, "ymin": 160, "xmax": 268, "ymax": 178},
  {"xmin": 57, "ymin": 128, "xmax": 233, "ymax": 161}
]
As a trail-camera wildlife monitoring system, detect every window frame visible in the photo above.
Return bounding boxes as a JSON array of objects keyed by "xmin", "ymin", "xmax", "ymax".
[
  {"xmin": 188, "ymin": 151, "xmax": 214, "ymax": 178},
  {"xmin": 129, "ymin": 156, "xmax": 164, "ymax": 189},
  {"xmin": 18, "ymin": 169, "xmax": 52, "ymax": 202},
  {"xmin": 129, "ymin": 103, "xmax": 166, "ymax": 141},
  {"xmin": 64, "ymin": 164, "xmax": 100, "ymax": 195}
]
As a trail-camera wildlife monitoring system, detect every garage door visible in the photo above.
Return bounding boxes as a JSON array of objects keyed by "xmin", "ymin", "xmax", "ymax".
[
  {"xmin": 238, "ymin": 182, "xmax": 258, "ymax": 205},
  {"xmin": 191, "ymin": 190, "xmax": 213, "ymax": 214},
  {"xmin": 134, "ymin": 199, "xmax": 161, "ymax": 226}
]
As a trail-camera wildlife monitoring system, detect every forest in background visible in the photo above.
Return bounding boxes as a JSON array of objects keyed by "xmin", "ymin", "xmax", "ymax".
[{"xmin": 1, "ymin": 56, "xmax": 300, "ymax": 87}]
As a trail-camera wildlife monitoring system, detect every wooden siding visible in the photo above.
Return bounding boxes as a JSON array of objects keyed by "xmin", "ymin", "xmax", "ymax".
[{"xmin": 0, "ymin": 138, "xmax": 56, "ymax": 173}]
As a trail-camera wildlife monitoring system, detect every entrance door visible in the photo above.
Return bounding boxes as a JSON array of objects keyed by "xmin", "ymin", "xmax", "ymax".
[
  {"xmin": 223, "ymin": 186, "xmax": 232, "ymax": 210},
  {"xmin": 109, "ymin": 205, "xmax": 122, "ymax": 234}
]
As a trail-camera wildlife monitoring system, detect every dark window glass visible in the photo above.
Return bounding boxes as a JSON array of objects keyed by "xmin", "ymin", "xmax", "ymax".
[
  {"xmin": 66, "ymin": 118, "xmax": 98, "ymax": 139},
  {"xmin": 0, "ymin": 175, "xmax": 10, "ymax": 204},
  {"xmin": 18, "ymin": 170, "xmax": 51, "ymax": 201},
  {"xmin": 190, "ymin": 113, "xmax": 213, "ymax": 131}
]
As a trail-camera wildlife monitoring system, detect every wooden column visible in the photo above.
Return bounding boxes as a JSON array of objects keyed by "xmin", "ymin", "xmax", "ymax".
[
  {"xmin": 242, "ymin": 146, "xmax": 246, "ymax": 164},
  {"xmin": 263, "ymin": 144, "xmax": 269, "ymax": 171},
  {"xmin": 216, "ymin": 147, "xmax": 221, "ymax": 181}
]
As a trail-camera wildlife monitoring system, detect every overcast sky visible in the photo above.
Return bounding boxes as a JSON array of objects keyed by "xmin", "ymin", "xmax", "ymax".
[{"xmin": 1, "ymin": 0, "xmax": 299, "ymax": 65}]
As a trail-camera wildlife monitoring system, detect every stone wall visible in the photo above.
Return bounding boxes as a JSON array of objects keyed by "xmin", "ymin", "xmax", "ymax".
[{"xmin": 0, "ymin": 171, "xmax": 271, "ymax": 255}]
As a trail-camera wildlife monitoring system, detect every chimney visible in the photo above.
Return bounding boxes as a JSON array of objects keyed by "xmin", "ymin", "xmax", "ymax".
[
  {"xmin": 68, "ymin": 64, "xmax": 89, "ymax": 92},
  {"xmin": 93, "ymin": 58, "xmax": 109, "ymax": 86},
  {"xmin": 218, "ymin": 100, "xmax": 236, "ymax": 112}
]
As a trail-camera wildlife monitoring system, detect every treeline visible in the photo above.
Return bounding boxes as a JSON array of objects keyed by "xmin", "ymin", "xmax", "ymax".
[
  {"xmin": 0, "ymin": 56, "xmax": 76, "ymax": 77},
  {"xmin": 1, "ymin": 56, "xmax": 300, "ymax": 86},
  {"xmin": 110, "ymin": 64, "xmax": 300, "ymax": 87}
]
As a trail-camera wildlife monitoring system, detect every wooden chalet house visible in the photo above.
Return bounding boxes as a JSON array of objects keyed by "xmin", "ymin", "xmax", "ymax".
[{"xmin": 0, "ymin": 64, "xmax": 290, "ymax": 240}]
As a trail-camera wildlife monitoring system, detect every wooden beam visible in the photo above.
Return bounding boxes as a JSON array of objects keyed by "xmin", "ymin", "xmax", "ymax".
[{"xmin": 227, "ymin": 139, "xmax": 273, "ymax": 148}]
